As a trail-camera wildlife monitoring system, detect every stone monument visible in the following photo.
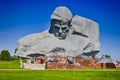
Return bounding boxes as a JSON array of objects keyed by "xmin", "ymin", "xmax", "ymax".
[{"xmin": 16, "ymin": 6, "xmax": 100, "ymax": 58}]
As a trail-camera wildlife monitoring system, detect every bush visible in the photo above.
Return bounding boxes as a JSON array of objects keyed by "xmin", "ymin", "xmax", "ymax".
[
  {"xmin": 105, "ymin": 54, "xmax": 111, "ymax": 58},
  {"xmin": 1, "ymin": 50, "xmax": 11, "ymax": 61},
  {"xmin": 11, "ymin": 55, "xmax": 18, "ymax": 60}
]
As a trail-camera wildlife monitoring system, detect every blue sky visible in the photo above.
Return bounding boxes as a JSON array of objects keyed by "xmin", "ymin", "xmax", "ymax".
[{"xmin": 0, "ymin": 0, "xmax": 120, "ymax": 60}]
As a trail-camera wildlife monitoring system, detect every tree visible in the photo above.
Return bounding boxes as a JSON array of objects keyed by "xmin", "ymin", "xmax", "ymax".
[
  {"xmin": 105, "ymin": 54, "xmax": 111, "ymax": 58},
  {"xmin": 11, "ymin": 55, "xmax": 18, "ymax": 60},
  {"xmin": 1, "ymin": 50, "xmax": 11, "ymax": 61}
]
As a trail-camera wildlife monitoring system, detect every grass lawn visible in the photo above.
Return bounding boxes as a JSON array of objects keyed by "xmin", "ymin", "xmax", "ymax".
[
  {"xmin": 0, "ymin": 70, "xmax": 120, "ymax": 80},
  {"xmin": 0, "ymin": 60, "xmax": 20, "ymax": 69},
  {"xmin": 0, "ymin": 60, "xmax": 120, "ymax": 80}
]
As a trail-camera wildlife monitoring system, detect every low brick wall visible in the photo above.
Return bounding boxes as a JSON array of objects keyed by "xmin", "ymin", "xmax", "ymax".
[
  {"xmin": 46, "ymin": 63, "xmax": 81, "ymax": 69},
  {"xmin": 46, "ymin": 63, "xmax": 67, "ymax": 69}
]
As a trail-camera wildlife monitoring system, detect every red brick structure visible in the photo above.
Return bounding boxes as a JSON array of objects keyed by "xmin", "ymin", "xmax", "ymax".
[
  {"xmin": 88, "ymin": 63, "xmax": 116, "ymax": 68},
  {"xmin": 46, "ymin": 57, "xmax": 81, "ymax": 69},
  {"xmin": 101, "ymin": 63, "xmax": 116, "ymax": 68},
  {"xmin": 35, "ymin": 57, "xmax": 46, "ymax": 64},
  {"xmin": 116, "ymin": 65, "xmax": 120, "ymax": 69},
  {"xmin": 24, "ymin": 55, "xmax": 118, "ymax": 69}
]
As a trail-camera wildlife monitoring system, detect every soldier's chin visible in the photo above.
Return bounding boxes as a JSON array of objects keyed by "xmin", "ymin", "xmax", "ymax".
[
  {"xmin": 58, "ymin": 36, "xmax": 66, "ymax": 40},
  {"xmin": 58, "ymin": 37, "xmax": 63, "ymax": 40}
]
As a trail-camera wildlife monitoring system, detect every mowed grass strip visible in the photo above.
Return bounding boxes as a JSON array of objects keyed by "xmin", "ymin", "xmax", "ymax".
[
  {"xmin": 0, "ymin": 70, "xmax": 120, "ymax": 80},
  {"xmin": 0, "ymin": 60, "xmax": 20, "ymax": 69}
]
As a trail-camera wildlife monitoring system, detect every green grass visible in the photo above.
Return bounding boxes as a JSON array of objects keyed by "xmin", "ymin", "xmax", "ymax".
[
  {"xmin": 0, "ymin": 60, "xmax": 120, "ymax": 80},
  {"xmin": 0, "ymin": 70, "xmax": 120, "ymax": 80},
  {"xmin": 0, "ymin": 60, "xmax": 20, "ymax": 69}
]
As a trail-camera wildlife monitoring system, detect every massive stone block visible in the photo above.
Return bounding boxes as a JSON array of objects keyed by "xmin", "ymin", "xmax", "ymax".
[
  {"xmin": 71, "ymin": 15, "xmax": 100, "ymax": 56},
  {"xmin": 16, "ymin": 6, "xmax": 100, "ymax": 57}
]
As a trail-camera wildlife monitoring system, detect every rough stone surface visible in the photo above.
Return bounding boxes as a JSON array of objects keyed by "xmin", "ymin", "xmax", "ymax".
[
  {"xmin": 16, "ymin": 6, "xmax": 100, "ymax": 57},
  {"xmin": 71, "ymin": 15, "xmax": 100, "ymax": 55},
  {"xmin": 51, "ymin": 7, "xmax": 72, "ymax": 23}
]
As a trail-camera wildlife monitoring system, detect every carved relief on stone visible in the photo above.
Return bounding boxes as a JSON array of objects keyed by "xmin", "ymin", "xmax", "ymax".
[{"xmin": 16, "ymin": 6, "xmax": 100, "ymax": 57}]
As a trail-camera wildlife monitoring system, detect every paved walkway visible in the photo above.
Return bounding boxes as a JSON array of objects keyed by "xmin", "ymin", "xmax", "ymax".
[{"xmin": 0, "ymin": 69, "xmax": 120, "ymax": 71}]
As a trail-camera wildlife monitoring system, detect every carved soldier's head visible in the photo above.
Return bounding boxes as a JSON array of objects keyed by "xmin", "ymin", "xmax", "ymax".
[{"xmin": 49, "ymin": 6, "xmax": 72, "ymax": 40}]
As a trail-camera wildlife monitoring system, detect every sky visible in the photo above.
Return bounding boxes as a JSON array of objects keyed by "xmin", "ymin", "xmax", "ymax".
[{"xmin": 0, "ymin": 0, "xmax": 120, "ymax": 60}]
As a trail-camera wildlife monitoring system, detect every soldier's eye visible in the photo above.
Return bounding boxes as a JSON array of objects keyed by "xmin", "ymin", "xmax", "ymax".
[
  {"xmin": 62, "ymin": 27, "xmax": 67, "ymax": 30},
  {"xmin": 55, "ymin": 27, "xmax": 60, "ymax": 30}
]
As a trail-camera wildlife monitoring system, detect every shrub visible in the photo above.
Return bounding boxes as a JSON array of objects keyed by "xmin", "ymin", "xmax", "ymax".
[
  {"xmin": 11, "ymin": 55, "xmax": 19, "ymax": 60},
  {"xmin": 1, "ymin": 50, "xmax": 11, "ymax": 61},
  {"xmin": 105, "ymin": 54, "xmax": 111, "ymax": 58}
]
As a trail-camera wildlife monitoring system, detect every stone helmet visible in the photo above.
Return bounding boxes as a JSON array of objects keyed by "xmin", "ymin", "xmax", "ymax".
[
  {"xmin": 51, "ymin": 6, "xmax": 72, "ymax": 23},
  {"xmin": 50, "ymin": 6, "xmax": 73, "ymax": 40}
]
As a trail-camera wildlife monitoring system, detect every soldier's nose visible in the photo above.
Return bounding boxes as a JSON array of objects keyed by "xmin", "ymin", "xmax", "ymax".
[{"xmin": 59, "ymin": 28, "xmax": 62, "ymax": 33}]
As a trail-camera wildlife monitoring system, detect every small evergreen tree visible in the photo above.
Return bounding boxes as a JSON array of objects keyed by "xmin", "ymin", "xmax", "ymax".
[
  {"xmin": 1, "ymin": 50, "xmax": 11, "ymax": 61},
  {"xmin": 105, "ymin": 54, "xmax": 111, "ymax": 58}
]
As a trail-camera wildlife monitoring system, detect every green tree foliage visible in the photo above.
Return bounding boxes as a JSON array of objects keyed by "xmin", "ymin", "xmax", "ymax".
[
  {"xmin": 105, "ymin": 54, "xmax": 111, "ymax": 58},
  {"xmin": 1, "ymin": 50, "xmax": 11, "ymax": 61},
  {"xmin": 11, "ymin": 55, "xmax": 18, "ymax": 60}
]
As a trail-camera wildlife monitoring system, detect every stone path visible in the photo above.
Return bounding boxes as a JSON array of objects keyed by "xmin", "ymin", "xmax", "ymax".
[{"xmin": 0, "ymin": 69, "xmax": 120, "ymax": 71}]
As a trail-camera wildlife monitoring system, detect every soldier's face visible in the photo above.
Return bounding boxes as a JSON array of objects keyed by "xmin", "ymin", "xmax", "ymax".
[{"xmin": 51, "ymin": 19, "xmax": 69, "ymax": 40}]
